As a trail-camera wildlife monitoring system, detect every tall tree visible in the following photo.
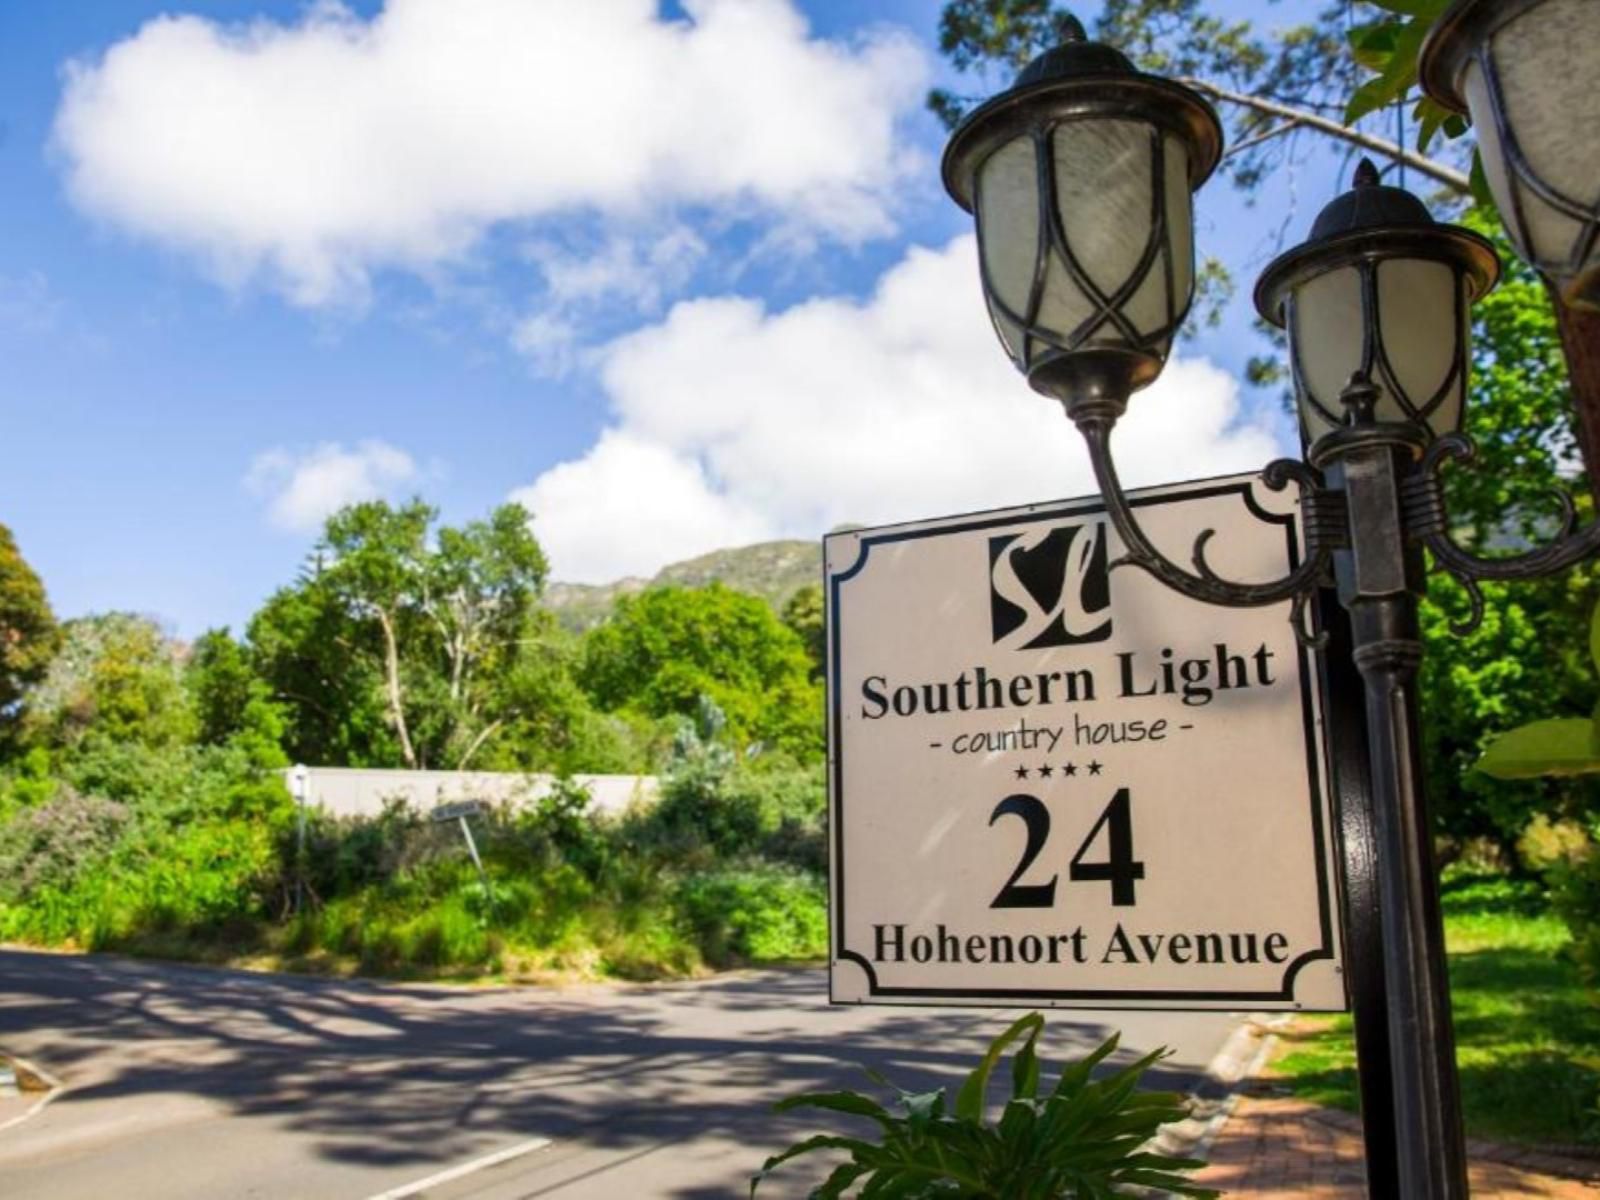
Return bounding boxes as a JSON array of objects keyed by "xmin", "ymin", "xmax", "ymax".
[
  {"xmin": 252, "ymin": 499, "xmax": 549, "ymax": 770},
  {"xmin": 782, "ymin": 583, "xmax": 825, "ymax": 682},
  {"xmin": 23, "ymin": 613, "xmax": 194, "ymax": 750},
  {"xmin": 0, "ymin": 523, "xmax": 58, "ymax": 744},
  {"xmin": 579, "ymin": 583, "xmax": 823, "ymax": 759}
]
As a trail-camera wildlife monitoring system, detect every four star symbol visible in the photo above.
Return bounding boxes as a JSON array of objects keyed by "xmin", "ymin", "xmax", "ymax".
[{"xmin": 1006, "ymin": 761, "xmax": 1111, "ymax": 779}]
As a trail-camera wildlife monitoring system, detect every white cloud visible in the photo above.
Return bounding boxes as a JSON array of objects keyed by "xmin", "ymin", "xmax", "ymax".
[
  {"xmin": 524, "ymin": 227, "xmax": 708, "ymax": 311},
  {"xmin": 246, "ymin": 440, "xmax": 419, "ymax": 532},
  {"xmin": 514, "ymin": 235, "xmax": 1286, "ymax": 583},
  {"xmin": 513, "ymin": 432, "xmax": 774, "ymax": 582},
  {"xmin": 509, "ymin": 311, "xmax": 582, "ymax": 377},
  {"xmin": 53, "ymin": 0, "xmax": 927, "ymax": 307}
]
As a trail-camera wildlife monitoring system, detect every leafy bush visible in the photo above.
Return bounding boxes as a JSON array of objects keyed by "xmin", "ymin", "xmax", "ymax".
[
  {"xmin": 0, "ymin": 787, "xmax": 130, "ymax": 900},
  {"xmin": 1549, "ymin": 850, "xmax": 1600, "ymax": 985},
  {"xmin": 633, "ymin": 700, "xmax": 825, "ymax": 870},
  {"xmin": 753, "ymin": 1014, "xmax": 1213, "ymax": 1198},
  {"xmin": 513, "ymin": 778, "xmax": 612, "ymax": 880},
  {"xmin": 672, "ymin": 866, "xmax": 826, "ymax": 966},
  {"xmin": 1517, "ymin": 814, "xmax": 1592, "ymax": 873}
]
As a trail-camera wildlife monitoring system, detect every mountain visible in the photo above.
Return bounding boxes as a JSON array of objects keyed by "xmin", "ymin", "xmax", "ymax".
[{"xmin": 544, "ymin": 539, "xmax": 822, "ymax": 631}]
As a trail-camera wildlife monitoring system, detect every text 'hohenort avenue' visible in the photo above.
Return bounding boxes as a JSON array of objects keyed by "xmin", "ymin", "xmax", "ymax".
[
  {"xmin": 858, "ymin": 641, "xmax": 1277, "ymax": 720},
  {"xmin": 871, "ymin": 923, "xmax": 1292, "ymax": 967}
]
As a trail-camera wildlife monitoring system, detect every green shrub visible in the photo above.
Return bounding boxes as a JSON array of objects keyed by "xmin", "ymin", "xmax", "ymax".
[
  {"xmin": 0, "ymin": 787, "xmax": 130, "ymax": 901},
  {"xmin": 1518, "ymin": 813, "xmax": 1593, "ymax": 873},
  {"xmin": 672, "ymin": 866, "xmax": 826, "ymax": 966},
  {"xmin": 636, "ymin": 705, "xmax": 825, "ymax": 868},
  {"xmin": 1550, "ymin": 849, "xmax": 1600, "ymax": 984},
  {"xmin": 753, "ymin": 1014, "xmax": 1213, "ymax": 1198}
]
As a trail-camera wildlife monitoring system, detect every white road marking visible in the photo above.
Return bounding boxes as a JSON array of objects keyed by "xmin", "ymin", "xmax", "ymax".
[{"xmin": 363, "ymin": 1137, "xmax": 553, "ymax": 1199}]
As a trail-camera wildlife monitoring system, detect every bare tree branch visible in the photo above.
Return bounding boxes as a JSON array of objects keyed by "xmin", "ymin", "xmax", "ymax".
[
  {"xmin": 1222, "ymin": 118, "xmax": 1304, "ymax": 162},
  {"xmin": 455, "ymin": 718, "xmax": 504, "ymax": 772},
  {"xmin": 1180, "ymin": 78, "xmax": 1471, "ymax": 194}
]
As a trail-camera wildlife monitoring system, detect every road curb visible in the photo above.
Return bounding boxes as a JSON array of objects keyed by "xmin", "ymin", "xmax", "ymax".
[
  {"xmin": 1150, "ymin": 1013, "xmax": 1285, "ymax": 1165},
  {"xmin": 0, "ymin": 1052, "xmax": 66, "ymax": 1136}
]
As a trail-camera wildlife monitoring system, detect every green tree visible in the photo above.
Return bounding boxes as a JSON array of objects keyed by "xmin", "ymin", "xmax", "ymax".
[
  {"xmin": 781, "ymin": 583, "xmax": 825, "ymax": 681},
  {"xmin": 250, "ymin": 499, "xmax": 551, "ymax": 770},
  {"xmin": 188, "ymin": 628, "xmax": 268, "ymax": 747},
  {"xmin": 579, "ymin": 583, "xmax": 822, "ymax": 758},
  {"xmin": 0, "ymin": 523, "xmax": 59, "ymax": 746},
  {"xmin": 1414, "ymin": 211, "xmax": 1597, "ymax": 853},
  {"xmin": 23, "ymin": 613, "xmax": 195, "ymax": 751},
  {"xmin": 248, "ymin": 576, "xmax": 395, "ymax": 768}
]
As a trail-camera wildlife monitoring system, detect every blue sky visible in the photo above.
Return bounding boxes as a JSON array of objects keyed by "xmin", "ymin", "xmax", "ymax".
[{"xmin": 0, "ymin": 0, "xmax": 1362, "ymax": 638}]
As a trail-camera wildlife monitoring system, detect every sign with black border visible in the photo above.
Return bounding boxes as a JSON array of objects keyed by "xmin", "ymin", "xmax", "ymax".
[{"xmin": 826, "ymin": 474, "xmax": 1346, "ymax": 1011}]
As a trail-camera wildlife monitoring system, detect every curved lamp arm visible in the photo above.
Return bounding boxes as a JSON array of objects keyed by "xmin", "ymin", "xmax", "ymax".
[
  {"xmin": 1404, "ymin": 433, "xmax": 1600, "ymax": 634},
  {"xmin": 1411, "ymin": 434, "xmax": 1599, "ymax": 579},
  {"xmin": 1078, "ymin": 419, "xmax": 1334, "ymax": 621}
]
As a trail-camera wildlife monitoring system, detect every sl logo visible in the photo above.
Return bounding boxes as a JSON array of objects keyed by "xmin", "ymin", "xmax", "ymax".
[{"xmin": 988, "ymin": 522, "xmax": 1112, "ymax": 650}]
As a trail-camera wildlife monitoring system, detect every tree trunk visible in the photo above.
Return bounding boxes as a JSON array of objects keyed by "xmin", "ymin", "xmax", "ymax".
[
  {"xmin": 1555, "ymin": 294, "xmax": 1600, "ymax": 507},
  {"xmin": 376, "ymin": 609, "xmax": 417, "ymax": 769}
]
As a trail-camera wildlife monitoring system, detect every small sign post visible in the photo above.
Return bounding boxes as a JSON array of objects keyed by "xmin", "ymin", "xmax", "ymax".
[
  {"xmin": 826, "ymin": 475, "xmax": 1345, "ymax": 1011},
  {"xmin": 431, "ymin": 800, "xmax": 493, "ymax": 900}
]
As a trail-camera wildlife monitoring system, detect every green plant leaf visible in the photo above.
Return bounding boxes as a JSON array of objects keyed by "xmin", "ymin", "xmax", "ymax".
[
  {"xmin": 1361, "ymin": 0, "xmax": 1450, "ymax": 17},
  {"xmin": 1348, "ymin": 18, "xmax": 1430, "ymax": 120},
  {"xmin": 807, "ymin": 1161, "xmax": 870, "ymax": 1198},
  {"xmin": 750, "ymin": 1134, "xmax": 886, "ymax": 1196},
  {"xmin": 1587, "ymin": 598, "xmax": 1600, "ymax": 677},
  {"xmin": 772, "ymin": 1090, "xmax": 894, "ymax": 1127},
  {"xmin": 759, "ymin": 1017, "xmax": 1209, "ymax": 1195},
  {"xmin": 1347, "ymin": 21, "xmax": 1399, "ymax": 71},
  {"xmin": 1477, "ymin": 718, "xmax": 1600, "ymax": 778},
  {"xmin": 955, "ymin": 1012, "xmax": 1044, "ymax": 1123},
  {"xmin": 1011, "ymin": 1018, "xmax": 1042, "ymax": 1101},
  {"xmin": 1052, "ymin": 1033, "xmax": 1121, "ymax": 1099},
  {"xmin": 1469, "ymin": 149, "xmax": 1496, "ymax": 209}
]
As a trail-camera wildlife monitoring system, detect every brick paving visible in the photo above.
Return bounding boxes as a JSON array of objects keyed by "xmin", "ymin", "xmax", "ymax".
[{"xmin": 1192, "ymin": 1092, "xmax": 1600, "ymax": 1197}]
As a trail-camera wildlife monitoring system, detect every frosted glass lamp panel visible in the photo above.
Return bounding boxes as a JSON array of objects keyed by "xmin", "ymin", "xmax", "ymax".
[
  {"xmin": 1164, "ymin": 134, "xmax": 1195, "ymax": 312},
  {"xmin": 1035, "ymin": 245, "xmax": 1099, "ymax": 348},
  {"xmin": 986, "ymin": 294, "xmax": 1027, "ymax": 366},
  {"xmin": 1494, "ymin": 0, "xmax": 1600, "ymax": 215},
  {"xmin": 1291, "ymin": 266, "xmax": 1366, "ymax": 439},
  {"xmin": 1462, "ymin": 61, "xmax": 1531, "ymax": 264},
  {"xmin": 1049, "ymin": 119, "xmax": 1153, "ymax": 338},
  {"xmin": 1376, "ymin": 258, "xmax": 1464, "ymax": 433},
  {"xmin": 976, "ymin": 137, "xmax": 1043, "ymax": 327},
  {"xmin": 1115, "ymin": 135, "xmax": 1195, "ymax": 340},
  {"xmin": 1464, "ymin": 0, "xmax": 1600, "ymax": 293}
]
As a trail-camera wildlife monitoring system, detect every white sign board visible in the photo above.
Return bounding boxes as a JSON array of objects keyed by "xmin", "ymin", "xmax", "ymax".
[{"xmin": 826, "ymin": 475, "xmax": 1345, "ymax": 1012}]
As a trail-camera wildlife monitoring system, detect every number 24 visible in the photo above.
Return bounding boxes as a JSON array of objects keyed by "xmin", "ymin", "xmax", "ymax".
[{"xmin": 989, "ymin": 789, "xmax": 1145, "ymax": 909}]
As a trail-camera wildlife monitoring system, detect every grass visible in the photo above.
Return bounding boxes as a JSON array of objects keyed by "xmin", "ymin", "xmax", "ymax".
[{"xmin": 1272, "ymin": 869, "xmax": 1600, "ymax": 1148}]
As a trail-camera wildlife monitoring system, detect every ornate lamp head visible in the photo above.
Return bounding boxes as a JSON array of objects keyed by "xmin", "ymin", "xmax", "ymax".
[
  {"xmin": 1420, "ymin": 0, "xmax": 1600, "ymax": 310},
  {"xmin": 1255, "ymin": 160, "xmax": 1500, "ymax": 449},
  {"xmin": 941, "ymin": 15, "xmax": 1221, "ymax": 423}
]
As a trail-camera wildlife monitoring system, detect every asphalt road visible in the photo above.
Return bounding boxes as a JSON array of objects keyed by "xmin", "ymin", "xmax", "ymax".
[{"xmin": 0, "ymin": 949, "xmax": 1240, "ymax": 1198}]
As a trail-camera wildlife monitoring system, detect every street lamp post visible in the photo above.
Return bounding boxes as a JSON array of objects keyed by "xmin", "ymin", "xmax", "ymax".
[{"xmin": 942, "ymin": 14, "xmax": 1600, "ymax": 1200}]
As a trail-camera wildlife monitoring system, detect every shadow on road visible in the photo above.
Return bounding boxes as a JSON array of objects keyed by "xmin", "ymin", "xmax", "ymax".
[{"xmin": 0, "ymin": 949, "xmax": 1203, "ymax": 1196}]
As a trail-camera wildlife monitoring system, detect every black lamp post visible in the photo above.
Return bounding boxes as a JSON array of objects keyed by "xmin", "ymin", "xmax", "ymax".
[{"xmin": 943, "ymin": 14, "xmax": 1600, "ymax": 1200}]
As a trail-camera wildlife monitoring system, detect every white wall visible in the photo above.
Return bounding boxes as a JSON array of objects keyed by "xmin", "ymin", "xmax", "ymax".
[{"xmin": 283, "ymin": 767, "xmax": 657, "ymax": 820}]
